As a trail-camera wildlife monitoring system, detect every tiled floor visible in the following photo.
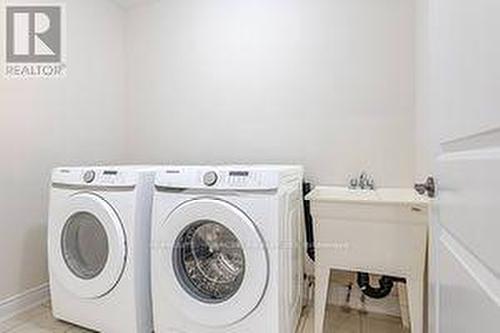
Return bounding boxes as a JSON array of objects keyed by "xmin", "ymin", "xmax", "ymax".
[
  {"xmin": 0, "ymin": 302, "xmax": 407, "ymax": 333},
  {"xmin": 298, "ymin": 306, "xmax": 409, "ymax": 333},
  {"xmin": 0, "ymin": 302, "xmax": 91, "ymax": 333}
]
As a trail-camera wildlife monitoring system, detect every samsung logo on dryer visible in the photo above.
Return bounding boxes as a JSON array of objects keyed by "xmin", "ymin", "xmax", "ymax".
[{"xmin": 229, "ymin": 171, "xmax": 249, "ymax": 177}]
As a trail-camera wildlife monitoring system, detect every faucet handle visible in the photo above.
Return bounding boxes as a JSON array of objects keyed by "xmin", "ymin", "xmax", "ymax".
[
  {"xmin": 367, "ymin": 177, "xmax": 375, "ymax": 190},
  {"xmin": 359, "ymin": 171, "xmax": 368, "ymax": 181},
  {"xmin": 358, "ymin": 171, "xmax": 369, "ymax": 189},
  {"xmin": 349, "ymin": 177, "xmax": 358, "ymax": 189}
]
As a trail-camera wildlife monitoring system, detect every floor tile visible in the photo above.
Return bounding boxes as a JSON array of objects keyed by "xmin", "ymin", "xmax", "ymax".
[
  {"xmin": 360, "ymin": 311, "xmax": 408, "ymax": 333},
  {"xmin": 6, "ymin": 323, "xmax": 54, "ymax": 333},
  {"xmin": 61, "ymin": 325, "xmax": 95, "ymax": 333},
  {"xmin": 0, "ymin": 305, "xmax": 48, "ymax": 332},
  {"xmin": 0, "ymin": 305, "xmax": 87, "ymax": 333},
  {"xmin": 324, "ymin": 306, "xmax": 361, "ymax": 333},
  {"xmin": 300, "ymin": 305, "xmax": 407, "ymax": 333},
  {"xmin": 1, "ymin": 302, "xmax": 407, "ymax": 333}
]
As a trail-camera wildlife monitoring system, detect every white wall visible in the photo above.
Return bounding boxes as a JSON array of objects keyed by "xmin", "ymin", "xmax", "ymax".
[
  {"xmin": 0, "ymin": 0, "xmax": 417, "ymax": 305},
  {"xmin": 0, "ymin": 0, "xmax": 126, "ymax": 300},
  {"xmin": 126, "ymin": 0, "xmax": 416, "ymax": 187},
  {"xmin": 414, "ymin": 0, "xmax": 442, "ymax": 180},
  {"xmin": 415, "ymin": 0, "xmax": 432, "ymax": 179}
]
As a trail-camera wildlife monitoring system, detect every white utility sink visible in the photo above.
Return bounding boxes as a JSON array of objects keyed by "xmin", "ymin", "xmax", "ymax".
[
  {"xmin": 307, "ymin": 186, "xmax": 429, "ymax": 333},
  {"xmin": 306, "ymin": 186, "xmax": 429, "ymax": 206}
]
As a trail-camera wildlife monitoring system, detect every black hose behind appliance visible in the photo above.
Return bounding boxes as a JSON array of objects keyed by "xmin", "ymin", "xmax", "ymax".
[
  {"xmin": 303, "ymin": 182, "xmax": 315, "ymax": 262},
  {"xmin": 357, "ymin": 273, "xmax": 406, "ymax": 299}
]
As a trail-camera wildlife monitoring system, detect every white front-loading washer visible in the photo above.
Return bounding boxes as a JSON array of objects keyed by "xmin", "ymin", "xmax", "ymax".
[
  {"xmin": 151, "ymin": 165, "xmax": 305, "ymax": 333},
  {"xmin": 48, "ymin": 166, "xmax": 159, "ymax": 333}
]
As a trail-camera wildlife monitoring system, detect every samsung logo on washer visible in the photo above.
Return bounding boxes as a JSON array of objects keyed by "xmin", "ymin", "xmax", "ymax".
[{"xmin": 3, "ymin": 4, "xmax": 66, "ymax": 78}]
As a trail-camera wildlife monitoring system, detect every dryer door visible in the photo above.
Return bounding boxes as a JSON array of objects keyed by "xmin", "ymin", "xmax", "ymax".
[
  {"xmin": 158, "ymin": 198, "xmax": 268, "ymax": 327},
  {"xmin": 51, "ymin": 193, "xmax": 127, "ymax": 299}
]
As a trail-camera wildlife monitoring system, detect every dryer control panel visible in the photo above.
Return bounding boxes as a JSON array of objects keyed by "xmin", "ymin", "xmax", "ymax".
[
  {"xmin": 51, "ymin": 167, "xmax": 139, "ymax": 187},
  {"xmin": 155, "ymin": 166, "xmax": 284, "ymax": 190}
]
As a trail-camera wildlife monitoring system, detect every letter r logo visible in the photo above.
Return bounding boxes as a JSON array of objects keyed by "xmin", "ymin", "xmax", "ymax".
[{"xmin": 6, "ymin": 6, "xmax": 62, "ymax": 63}]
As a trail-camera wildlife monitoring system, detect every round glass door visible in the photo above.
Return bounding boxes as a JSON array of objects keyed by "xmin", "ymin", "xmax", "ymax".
[
  {"xmin": 62, "ymin": 212, "xmax": 109, "ymax": 280},
  {"xmin": 174, "ymin": 220, "xmax": 245, "ymax": 303},
  {"xmin": 51, "ymin": 193, "xmax": 127, "ymax": 299},
  {"xmin": 157, "ymin": 198, "xmax": 269, "ymax": 327}
]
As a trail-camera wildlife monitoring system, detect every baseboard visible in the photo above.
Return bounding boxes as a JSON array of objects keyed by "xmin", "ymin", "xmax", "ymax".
[{"xmin": 0, "ymin": 284, "xmax": 50, "ymax": 323}]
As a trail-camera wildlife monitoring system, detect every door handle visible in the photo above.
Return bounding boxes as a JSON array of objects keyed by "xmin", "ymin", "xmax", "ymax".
[{"xmin": 415, "ymin": 176, "xmax": 436, "ymax": 198}]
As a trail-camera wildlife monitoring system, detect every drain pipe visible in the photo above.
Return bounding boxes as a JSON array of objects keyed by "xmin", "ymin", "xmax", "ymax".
[{"xmin": 356, "ymin": 273, "xmax": 406, "ymax": 299}]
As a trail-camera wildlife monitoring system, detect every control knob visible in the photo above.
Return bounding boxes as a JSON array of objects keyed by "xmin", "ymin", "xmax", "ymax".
[
  {"xmin": 203, "ymin": 171, "xmax": 218, "ymax": 187},
  {"xmin": 83, "ymin": 170, "xmax": 96, "ymax": 183}
]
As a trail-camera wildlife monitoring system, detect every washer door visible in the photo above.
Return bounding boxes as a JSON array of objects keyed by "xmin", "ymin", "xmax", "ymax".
[
  {"xmin": 159, "ymin": 198, "xmax": 268, "ymax": 326},
  {"xmin": 52, "ymin": 193, "xmax": 127, "ymax": 299}
]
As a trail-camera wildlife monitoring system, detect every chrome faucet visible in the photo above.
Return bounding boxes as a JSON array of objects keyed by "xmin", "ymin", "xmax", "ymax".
[
  {"xmin": 348, "ymin": 171, "xmax": 375, "ymax": 190},
  {"xmin": 359, "ymin": 171, "xmax": 369, "ymax": 190}
]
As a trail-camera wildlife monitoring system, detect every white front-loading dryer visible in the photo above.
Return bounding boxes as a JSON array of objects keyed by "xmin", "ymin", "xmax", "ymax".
[
  {"xmin": 151, "ymin": 165, "xmax": 305, "ymax": 333},
  {"xmin": 48, "ymin": 166, "xmax": 159, "ymax": 333}
]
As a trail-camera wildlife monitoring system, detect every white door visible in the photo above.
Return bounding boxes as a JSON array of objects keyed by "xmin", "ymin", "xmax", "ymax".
[
  {"xmin": 429, "ymin": 0, "xmax": 500, "ymax": 332},
  {"xmin": 50, "ymin": 193, "xmax": 127, "ymax": 299}
]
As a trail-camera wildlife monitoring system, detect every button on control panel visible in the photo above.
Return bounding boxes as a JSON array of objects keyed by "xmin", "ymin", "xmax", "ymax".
[
  {"xmin": 203, "ymin": 171, "xmax": 218, "ymax": 186},
  {"xmin": 83, "ymin": 170, "xmax": 96, "ymax": 183},
  {"xmin": 101, "ymin": 170, "xmax": 119, "ymax": 184},
  {"xmin": 228, "ymin": 170, "xmax": 250, "ymax": 187}
]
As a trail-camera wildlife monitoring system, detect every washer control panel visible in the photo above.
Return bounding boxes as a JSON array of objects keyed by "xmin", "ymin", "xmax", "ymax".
[
  {"xmin": 156, "ymin": 166, "xmax": 285, "ymax": 190},
  {"xmin": 52, "ymin": 168, "xmax": 139, "ymax": 187}
]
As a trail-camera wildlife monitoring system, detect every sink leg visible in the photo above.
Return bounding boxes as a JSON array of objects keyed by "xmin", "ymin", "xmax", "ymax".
[
  {"xmin": 407, "ymin": 275, "xmax": 424, "ymax": 333},
  {"xmin": 315, "ymin": 267, "xmax": 330, "ymax": 333}
]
